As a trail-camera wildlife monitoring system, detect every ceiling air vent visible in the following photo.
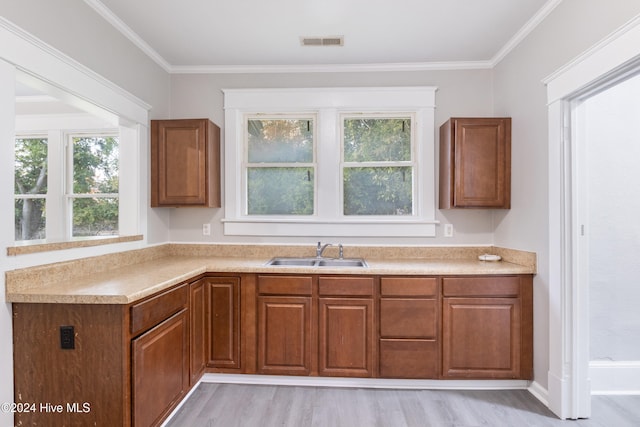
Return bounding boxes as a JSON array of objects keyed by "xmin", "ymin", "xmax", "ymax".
[{"xmin": 300, "ymin": 36, "xmax": 344, "ymax": 47}]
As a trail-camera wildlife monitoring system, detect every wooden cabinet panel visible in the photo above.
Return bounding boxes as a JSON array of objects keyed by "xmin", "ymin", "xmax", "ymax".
[
  {"xmin": 380, "ymin": 298, "xmax": 437, "ymax": 338},
  {"xmin": 206, "ymin": 277, "xmax": 241, "ymax": 369},
  {"xmin": 319, "ymin": 297, "xmax": 374, "ymax": 377},
  {"xmin": 189, "ymin": 279, "xmax": 206, "ymax": 384},
  {"xmin": 380, "ymin": 277, "xmax": 437, "ymax": 297},
  {"xmin": 443, "ymin": 276, "xmax": 520, "ymax": 297},
  {"xmin": 132, "ymin": 309, "xmax": 190, "ymax": 427},
  {"xmin": 257, "ymin": 296, "xmax": 312, "ymax": 375},
  {"xmin": 379, "ymin": 339, "xmax": 438, "ymax": 378},
  {"xmin": 131, "ymin": 283, "xmax": 188, "ymax": 336},
  {"xmin": 257, "ymin": 275, "xmax": 313, "ymax": 295},
  {"xmin": 442, "ymin": 297, "xmax": 521, "ymax": 378},
  {"xmin": 151, "ymin": 119, "xmax": 220, "ymax": 207},
  {"xmin": 439, "ymin": 117, "xmax": 511, "ymax": 209},
  {"xmin": 318, "ymin": 276, "xmax": 374, "ymax": 296}
]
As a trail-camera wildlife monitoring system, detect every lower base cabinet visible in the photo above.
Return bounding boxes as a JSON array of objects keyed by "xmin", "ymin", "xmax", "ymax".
[{"xmin": 132, "ymin": 309, "xmax": 190, "ymax": 427}]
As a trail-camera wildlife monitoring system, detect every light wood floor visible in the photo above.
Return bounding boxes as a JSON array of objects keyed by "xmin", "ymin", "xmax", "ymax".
[{"xmin": 165, "ymin": 383, "xmax": 640, "ymax": 427}]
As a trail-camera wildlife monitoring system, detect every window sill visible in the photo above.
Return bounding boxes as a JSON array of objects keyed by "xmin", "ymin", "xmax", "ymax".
[
  {"xmin": 222, "ymin": 218, "xmax": 437, "ymax": 237},
  {"xmin": 7, "ymin": 235, "xmax": 143, "ymax": 256}
]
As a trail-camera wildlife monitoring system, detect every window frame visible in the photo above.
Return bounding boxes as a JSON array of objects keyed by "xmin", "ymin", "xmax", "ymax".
[
  {"xmin": 243, "ymin": 113, "xmax": 317, "ymax": 217},
  {"xmin": 223, "ymin": 87, "xmax": 438, "ymax": 237}
]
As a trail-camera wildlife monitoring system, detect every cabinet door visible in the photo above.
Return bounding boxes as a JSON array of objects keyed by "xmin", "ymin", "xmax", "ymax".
[
  {"xmin": 206, "ymin": 277, "xmax": 241, "ymax": 369},
  {"xmin": 319, "ymin": 297, "xmax": 374, "ymax": 377},
  {"xmin": 132, "ymin": 309, "xmax": 189, "ymax": 427},
  {"xmin": 442, "ymin": 297, "xmax": 521, "ymax": 378},
  {"xmin": 440, "ymin": 117, "xmax": 511, "ymax": 208},
  {"xmin": 151, "ymin": 119, "xmax": 220, "ymax": 207},
  {"xmin": 258, "ymin": 296, "xmax": 312, "ymax": 375},
  {"xmin": 190, "ymin": 279, "xmax": 206, "ymax": 384}
]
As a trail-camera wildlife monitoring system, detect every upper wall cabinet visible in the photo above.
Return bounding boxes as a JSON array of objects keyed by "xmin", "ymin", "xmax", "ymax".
[
  {"xmin": 151, "ymin": 119, "xmax": 221, "ymax": 207},
  {"xmin": 439, "ymin": 117, "xmax": 511, "ymax": 209}
]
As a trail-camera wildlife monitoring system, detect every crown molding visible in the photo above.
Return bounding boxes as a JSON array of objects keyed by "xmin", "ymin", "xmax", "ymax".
[{"xmin": 83, "ymin": 0, "xmax": 172, "ymax": 73}]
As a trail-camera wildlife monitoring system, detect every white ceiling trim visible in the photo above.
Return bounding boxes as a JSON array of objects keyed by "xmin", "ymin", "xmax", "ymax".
[
  {"xmin": 85, "ymin": 0, "xmax": 562, "ymax": 74},
  {"xmin": 490, "ymin": 0, "xmax": 564, "ymax": 67},
  {"xmin": 171, "ymin": 61, "xmax": 494, "ymax": 74},
  {"xmin": 83, "ymin": 0, "xmax": 172, "ymax": 73}
]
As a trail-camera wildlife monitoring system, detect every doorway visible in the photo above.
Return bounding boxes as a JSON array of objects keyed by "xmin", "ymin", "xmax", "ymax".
[{"xmin": 575, "ymin": 73, "xmax": 640, "ymax": 394}]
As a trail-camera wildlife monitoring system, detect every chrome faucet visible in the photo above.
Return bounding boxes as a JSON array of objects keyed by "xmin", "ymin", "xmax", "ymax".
[{"xmin": 316, "ymin": 241, "xmax": 332, "ymax": 258}]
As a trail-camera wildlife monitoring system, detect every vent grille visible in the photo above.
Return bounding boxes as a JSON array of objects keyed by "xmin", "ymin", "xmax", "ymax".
[{"xmin": 300, "ymin": 36, "xmax": 344, "ymax": 47}]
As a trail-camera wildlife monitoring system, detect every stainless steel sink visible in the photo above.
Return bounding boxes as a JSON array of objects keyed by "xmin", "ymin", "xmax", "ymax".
[{"xmin": 265, "ymin": 257, "xmax": 367, "ymax": 267}]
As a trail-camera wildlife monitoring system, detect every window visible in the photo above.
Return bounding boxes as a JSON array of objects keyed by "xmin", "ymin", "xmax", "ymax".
[
  {"xmin": 223, "ymin": 87, "xmax": 437, "ymax": 237},
  {"xmin": 342, "ymin": 115, "xmax": 414, "ymax": 216},
  {"xmin": 13, "ymin": 127, "xmax": 121, "ymax": 243},
  {"xmin": 246, "ymin": 116, "xmax": 315, "ymax": 215},
  {"xmin": 68, "ymin": 134, "xmax": 119, "ymax": 237},
  {"xmin": 14, "ymin": 136, "xmax": 48, "ymax": 240}
]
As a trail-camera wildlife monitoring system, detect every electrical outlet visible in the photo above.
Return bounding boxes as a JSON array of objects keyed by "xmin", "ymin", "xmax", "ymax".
[
  {"xmin": 60, "ymin": 325, "xmax": 75, "ymax": 349},
  {"xmin": 202, "ymin": 223, "xmax": 211, "ymax": 236},
  {"xmin": 444, "ymin": 224, "xmax": 454, "ymax": 237}
]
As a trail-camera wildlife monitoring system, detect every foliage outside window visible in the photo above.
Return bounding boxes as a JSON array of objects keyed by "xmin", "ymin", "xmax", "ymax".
[
  {"xmin": 246, "ymin": 117, "xmax": 315, "ymax": 215},
  {"xmin": 69, "ymin": 135, "xmax": 119, "ymax": 237},
  {"xmin": 342, "ymin": 116, "xmax": 413, "ymax": 216},
  {"xmin": 14, "ymin": 137, "xmax": 48, "ymax": 240}
]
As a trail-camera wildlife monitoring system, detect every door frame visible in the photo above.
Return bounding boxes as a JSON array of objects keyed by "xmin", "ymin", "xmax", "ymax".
[{"xmin": 543, "ymin": 15, "xmax": 640, "ymax": 419}]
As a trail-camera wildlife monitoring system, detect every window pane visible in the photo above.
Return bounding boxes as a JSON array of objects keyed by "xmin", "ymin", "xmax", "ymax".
[
  {"xmin": 248, "ymin": 119, "xmax": 313, "ymax": 163},
  {"xmin": 15, "ymin": 198, "xmax": 46, "ymax": 240},
  {"xmin": 248, "ymin": 168, "xmax": 313, "ymax": 215},
  {"xmin": 72, "ymin": 198, "xmax": 119, "ymax": 237},
  {"xmin": 73, "ymin": 136, "xmax": 119, "ymax": 194},
  {"xmin": 343, "ymin": 167, "xmax": 412, "ymax": 215},
  {"xmin": 343, "ymin": 118, "xmax": 411, "ymax": 162},
  {"xmin": 15, "ymin": 137, "xmax": 48, "ymax": 195}
]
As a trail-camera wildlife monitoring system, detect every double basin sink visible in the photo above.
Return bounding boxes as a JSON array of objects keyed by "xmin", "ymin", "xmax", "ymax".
[{"xmin": 265, "ymin": 257, "xmax": 368, "ymax": 268}]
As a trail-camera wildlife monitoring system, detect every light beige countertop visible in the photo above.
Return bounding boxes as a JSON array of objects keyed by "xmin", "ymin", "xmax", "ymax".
[{"xmin": 5, "ymin": 244, "xmax": 536, "ymax": 304}]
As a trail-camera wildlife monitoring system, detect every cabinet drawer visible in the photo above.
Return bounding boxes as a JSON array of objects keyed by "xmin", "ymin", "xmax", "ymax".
[
  {"xmin": 380, "ymin": 277, "xmax": 437, "ymax": 297},
  {"xmin": 318, "ymin": 277, "xmax": 374, "ymax": 296},
  {"xmin": 442, "ymin": 276, "xmax": 520, "ymax": 297},
  {"xmin": 380, "ymin": 299, "xmax": 437, "ymax": 338},
  {"xmin": 258, "ymin": 275, "xmax": 313, "ymax": 295},
  {"xmin": 131, "ymin": 283, "xmax": 188, "ymax": 336},
  {"xmin": 379, "ymin": 339, "xmax": 437, "ymax": 379}
]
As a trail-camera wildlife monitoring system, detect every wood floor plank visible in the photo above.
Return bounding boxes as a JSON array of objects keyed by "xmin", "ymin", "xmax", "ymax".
[{"xmin": 164, "ymin": 383, "xmax": 640, "ymax": 427}]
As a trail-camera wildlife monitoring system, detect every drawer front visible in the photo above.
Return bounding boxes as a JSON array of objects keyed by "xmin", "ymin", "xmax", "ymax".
[
  {"xmin": 257, "ymin": 275, "xmax": 313, "ymax": 295},
  {"xmin": 131, "ymin": 283, "xmax": 189, "ymax": 336},
  {"xmin": 442, "ymin": 276, "xmax": 520, "ymax": 297},
  {"xmin": 380, "ymin": 299, "xmax": 437, "ymax": 338},
  {"xmin": 318, "ymin": 277, "xmax": 374, "ymax": 296},
  {"xmin": 379, "ymin": 339, "xmax": 438, "ymax": 379},
  {"xmin": 380, "ymin": 277, "xmax": 438, "ymax": 297}
]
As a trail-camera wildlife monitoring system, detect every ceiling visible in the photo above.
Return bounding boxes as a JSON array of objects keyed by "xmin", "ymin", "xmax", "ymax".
[{"xmin": 88, "ymin": 0, "xmax": 557, "ymax": 73}]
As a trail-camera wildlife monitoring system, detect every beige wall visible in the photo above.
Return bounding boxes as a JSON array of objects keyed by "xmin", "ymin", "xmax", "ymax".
[{"xmin": 167, "ymin": 70, "xmax": 498, "ymax": 245}]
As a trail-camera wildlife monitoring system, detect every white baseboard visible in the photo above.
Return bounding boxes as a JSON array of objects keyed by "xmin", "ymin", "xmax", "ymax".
[
  {"xmin": 200, "ymin": 373, "xmax": 531, "ymax": 390},
  {"xmin": 590, "ymin": 361, "xmax": 640, "ymax": 395},
  {"xmin": 528, "ymin": 380, "xmax": 549, "ymax": 406}
]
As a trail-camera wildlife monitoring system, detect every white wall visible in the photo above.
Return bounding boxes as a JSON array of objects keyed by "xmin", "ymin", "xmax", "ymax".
[
  {"xmin": 492, "ymin": 0, "xmax": 640, "ymax": 391},
  {"xmin": 585, "ymin": 74, "xmax": 640, "ymax": 362},
  {"xmin": 166, "ymin": 70, "xmax": 498, "ymax": 245}
]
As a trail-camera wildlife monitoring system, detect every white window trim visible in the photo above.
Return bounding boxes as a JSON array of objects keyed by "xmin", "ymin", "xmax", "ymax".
[{"xmin": 223, "ymin": 87, "xmax": 438, "ymax": 237}]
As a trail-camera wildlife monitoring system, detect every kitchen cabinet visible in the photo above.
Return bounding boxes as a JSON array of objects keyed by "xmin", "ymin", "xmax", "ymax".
[
  {"xmin": 318, "ymin": 276, "xmax": 375, "ymax": 377},
  {"xmin": 257, "ymin": 275, "xmax": 314, "ymax": 375},
  {"xmin": 441, "ymin": 276, "xmax": 533, "ymax": 379},
  {"xmin": 439, "ymin": 117, "xmax": 511, "ymax": 209},
  {"xmin": 206, "ymin": 276, "xmax": 241, "ymax": 370},
  {"xmin": 12, "ymin": 282, "xmax": 194, "ymax": 427},
  {"xmin": 379, "ymin": 277, "xmax": 439, "ymax": 379},
  {"xmin": 150, "ymin": 118, "xmax": 221, "ymax": 207}
]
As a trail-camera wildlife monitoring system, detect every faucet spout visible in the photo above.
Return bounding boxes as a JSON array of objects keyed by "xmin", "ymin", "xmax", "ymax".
[{"xmin": 316, "ymin": 241, "xmax": 332, "ymax": 258}]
